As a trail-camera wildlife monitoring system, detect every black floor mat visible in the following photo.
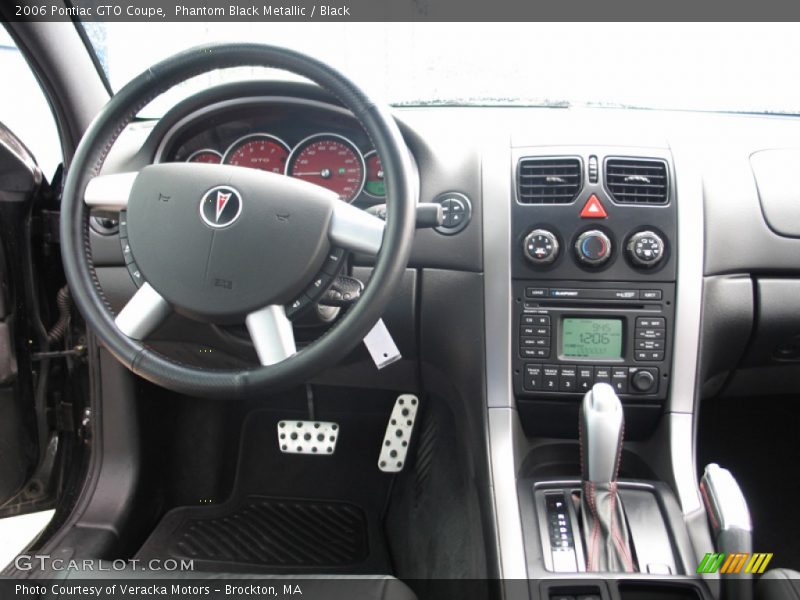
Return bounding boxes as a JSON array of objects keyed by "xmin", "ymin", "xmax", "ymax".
[
  {"xmin": 697, "ymin": 395, "xmax": 800, "ymax": 571},
  {"xmin": 140, "ymin": 496, "xmax": 369, "ymax": 569},
  {"xmin": 136, "ymin": 403, "xmax": 397, "ymax": 573}
]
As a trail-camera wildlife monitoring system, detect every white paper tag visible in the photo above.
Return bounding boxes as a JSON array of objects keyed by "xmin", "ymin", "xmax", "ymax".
[{"xmin": 363, "ymin": 318, "xmax": 402, "ymax": 369}]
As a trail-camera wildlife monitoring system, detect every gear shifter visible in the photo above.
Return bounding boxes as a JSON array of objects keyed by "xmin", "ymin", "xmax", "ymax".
[{"xmin": 579, "ymin": 382, "xmax": 636, "ymax": 572}]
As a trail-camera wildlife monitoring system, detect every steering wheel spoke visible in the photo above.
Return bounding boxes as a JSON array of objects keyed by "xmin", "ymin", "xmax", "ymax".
[
  {"xmin": 114, "ymin": 282, "xmax": 171, "ymax": 340},
  {"xmin": 329, "ymin": 201, "xmax": 386, "ymax": 256},
  {"xmin": 84, "ymin": 172, "xmax": 138, "ymax": 211},
  {"xmin": 246, "ymin": 305, "xmax": 297, "ymax": 366}
]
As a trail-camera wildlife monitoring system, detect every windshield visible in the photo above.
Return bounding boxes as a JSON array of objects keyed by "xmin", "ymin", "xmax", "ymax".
[{"xmin": 83, "ymin": 22, "xmax": 800, "ymax": 115}]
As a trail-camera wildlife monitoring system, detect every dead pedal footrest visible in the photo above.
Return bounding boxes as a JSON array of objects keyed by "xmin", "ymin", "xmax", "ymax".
[{"xmin": 378, "ymin": 394, "xmax": 419, "ymax": 472}]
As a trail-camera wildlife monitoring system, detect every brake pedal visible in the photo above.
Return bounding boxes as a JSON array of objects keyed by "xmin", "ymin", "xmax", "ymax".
[
  {"xmin": 378, "ymin": 394, "xmax": 419, "ymax": 473},
  {"xmin": 278, "ymin": 420, "xmax": 339, "ymax": 455}
]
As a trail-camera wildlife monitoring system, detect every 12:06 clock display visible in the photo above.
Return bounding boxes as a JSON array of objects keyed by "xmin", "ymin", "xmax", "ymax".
[{"xmin": 561, "ymin": 318, "xmax": 623, "ymax": 359}]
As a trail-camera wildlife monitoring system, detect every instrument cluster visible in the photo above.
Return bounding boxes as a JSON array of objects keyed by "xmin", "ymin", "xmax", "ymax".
[{"xmin": 164, "ymin": 101, "xmax": 386, "ymax": 204}]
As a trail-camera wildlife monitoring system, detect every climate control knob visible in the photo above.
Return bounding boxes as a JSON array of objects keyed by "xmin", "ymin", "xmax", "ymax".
[
  {"xmin": 523, "ymin": 229, "xmax": 559, "ymax": 265},
  {"xmin": 627, "ymin": 230, "xmax": 666, "ymax": 268},
  {"xmin": 574, "ymin": 230, "xmax": 612, "ymax": 267}
]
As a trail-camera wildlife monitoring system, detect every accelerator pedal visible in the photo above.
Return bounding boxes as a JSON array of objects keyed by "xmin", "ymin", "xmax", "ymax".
[
  {"xmin": 378, "ymin": 394, "xmax": 419, "ymax": 473},
  {"xmin": 278, "ymin": 420, "xmax": 339, "ymax": 455}
]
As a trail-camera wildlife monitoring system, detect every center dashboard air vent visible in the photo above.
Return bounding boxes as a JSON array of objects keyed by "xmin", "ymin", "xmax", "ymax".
[
  {"xmin": 605, "ymin": 158, "xmax": 669, "ymax": 205},
  {"xmin": 517, "ymin": 157, "xmax": 583, "ymax": 204}
]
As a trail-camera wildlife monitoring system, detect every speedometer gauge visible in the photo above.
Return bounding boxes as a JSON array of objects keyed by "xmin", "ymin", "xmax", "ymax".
[
  {"xmin": 363, "ymin": 151, "xmax": 385, "ymax": 198},
  {"xmin": 286, "ymin": 133, "xmax": 365, "ymax": 202},
  {"xmin": 186, "ymin": 149, "xmax": 222, "ymax": 164},
  {"xmin": 223, "ymin": 134, "xmax": 290, "ymax": 174}
]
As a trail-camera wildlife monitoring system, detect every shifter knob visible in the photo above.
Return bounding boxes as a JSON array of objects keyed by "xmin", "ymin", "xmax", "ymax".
[{"xmin": 580, "ymin": 383, "xmax": 624, "ymax": 483}]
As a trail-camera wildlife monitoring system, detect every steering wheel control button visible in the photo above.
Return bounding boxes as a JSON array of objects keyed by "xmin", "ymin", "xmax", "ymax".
[
  {"xmin": 199, "ymin": 185, "xmax": 243, "ymax": 229},
  {"xmin": 121, "ymin": 238, "xmax": 135, "ymax": 265},
  {"xmin": 286, "ymin": 293, "xmax": 314, "ymax": 318},
  {"xmin": 523, "ymin": 229, "xmax": 559, "ymax": 265},
  {"xmin": 433, "ymin": 192, "xmax": 471, "ymax": 235},
  {"xmin": 308, "ymin": 270, "xmax": 336, "ymax": 295},
  {"xmin": 277, "ymin": 420, "xmax": 339, "ymax": 455},
  {"xmin": 631, "ymin": 369, "xmax": 657, "ymax": 393},
  {"xmin": 579, "ymin": 194, "xmax": 608, "ymax": 218},
  {"xmin": 378, "ymin": 394, "xmax": 419, "ymax": 473},
  {"xmin": 574, "ymin": 230, "xmax": 612, "ymax": 266},
  {"xmin": 126, "ymin": 262, "xmax": 144, "ymax": 288},
  {"xmin": 320, "ymin": 247, "xmax": 346, "ymax": 275},
  {"xmin": 627, "ymin": 230, "xmax": 665, "ymax": 268}
]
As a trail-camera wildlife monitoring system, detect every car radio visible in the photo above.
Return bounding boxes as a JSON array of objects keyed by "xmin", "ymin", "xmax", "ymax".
[{"xmin": 512, "ymin": 280, "xmax": 674, "ymax": 401}]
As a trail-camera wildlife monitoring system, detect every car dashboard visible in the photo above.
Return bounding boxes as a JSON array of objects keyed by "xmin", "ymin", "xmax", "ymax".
[{"xmin": 93, "ymin": 80, "xmax": 800, "ymax": 406}]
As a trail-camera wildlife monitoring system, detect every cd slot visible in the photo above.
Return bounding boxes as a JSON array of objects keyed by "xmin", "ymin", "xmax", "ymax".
[{"xmin": 531, "ymin": 301, "xmax": 648, "ymax": 310}]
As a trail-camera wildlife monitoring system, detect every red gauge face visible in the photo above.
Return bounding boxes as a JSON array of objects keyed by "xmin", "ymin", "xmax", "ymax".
[
  {"xmin": 364, "ymin": 152, "xmax": 385, "ymax": 197},
  {"xmin": 186, "ymin": 150, "xmax": 222, "ymax": 164},
  {"xmin": 223, "ymin": 135, "xmax": 290, "ymax": 174},
  {"xmin": 287, "ymin": 135, "xmax": 365, "ymax": 202}
]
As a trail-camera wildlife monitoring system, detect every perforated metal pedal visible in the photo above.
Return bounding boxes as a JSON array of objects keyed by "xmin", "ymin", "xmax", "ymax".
[
  {"xmin": 278, "ymin": 420, "xmax": 339, "ymax": 455},
  {"xmin": 378, "ymin": 394, "xmax": 419, "ymax": 472}
]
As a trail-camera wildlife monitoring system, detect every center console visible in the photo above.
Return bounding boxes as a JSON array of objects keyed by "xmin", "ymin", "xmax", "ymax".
[
  {"xmin": 511, "ymin": 150, "xmax": 677, "ymax": 439},
  {"xmin": 492, "ymin": 146, "xmax": 715, "ymax": 600}
]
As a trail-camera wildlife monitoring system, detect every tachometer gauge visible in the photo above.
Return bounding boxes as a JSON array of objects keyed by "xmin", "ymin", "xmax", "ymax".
[
  {"xmin": 223, "ymin": 134, "xmax": 290, "ymax": 174},
  {"xmin": 286, "ymin": 133, "xmax": 365, "ymax": 202},
  {"xmin": 363, "ymin": 150, "xmax": 385, "ymax": 198},
  {"xmin": 186, "ymin": 149, "xmax": 222, "ymax": 164}
]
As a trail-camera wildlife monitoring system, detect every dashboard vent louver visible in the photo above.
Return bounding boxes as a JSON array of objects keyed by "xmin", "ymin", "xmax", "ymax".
[
  {"xmin": 605, "ymin": 158, "xmax": 669, "ymax": 205},
  {"xmin": 517, "ymin": 157, "xmax": 583, "ymax": 204}
]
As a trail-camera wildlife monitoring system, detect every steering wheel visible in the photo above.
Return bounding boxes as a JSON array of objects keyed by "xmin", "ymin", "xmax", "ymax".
[{"xmin": 60, "ymin": 44, "xmax": 417, "ymax": 399}]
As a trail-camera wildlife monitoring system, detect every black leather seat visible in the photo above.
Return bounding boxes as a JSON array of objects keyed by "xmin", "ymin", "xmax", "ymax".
[
  {"xmin": 46, "ymin": 570, "xmax": 417, "ymax": 600},
  {"xmin": 757, "ymin": 569, "xmax": 800, "ymax": 600}
]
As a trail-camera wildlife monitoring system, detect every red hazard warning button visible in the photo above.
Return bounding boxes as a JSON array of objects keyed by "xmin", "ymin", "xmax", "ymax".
[{"xmin": 580, "ymin": 194, "xmax": 608, "ymax": 218}]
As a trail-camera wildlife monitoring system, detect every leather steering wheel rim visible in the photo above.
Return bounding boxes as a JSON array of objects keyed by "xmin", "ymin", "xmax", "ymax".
[{"xmin": 60, "ymin": 44, "xmax": 417, "ymax": 399}]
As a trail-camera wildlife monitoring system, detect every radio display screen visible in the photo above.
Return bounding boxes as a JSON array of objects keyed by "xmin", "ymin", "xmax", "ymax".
[{"xmin": 561, "ymin": 318, "xmax": 623, "ymax": 359}]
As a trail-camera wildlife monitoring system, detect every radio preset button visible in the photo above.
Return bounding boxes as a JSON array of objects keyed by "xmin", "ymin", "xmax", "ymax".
[
  {"xmin": 611, "ymin": 367, "xmax": 629, "ymax": 394},
  {"xmin": 524, "ymin": 364, "xmax": 543, "ymax": 390},
  {"xmin": 577, "ymin": 367, "xmax": 594, "ymax": 391},
  {"xmin": 543, "ymin": 366, "xmax": 559, "ymax": 390},
  {"xmin": 594, "ymin": 367, "xmax": 612, "ymax": 385},
  {"xmin": 559, "ymin": 366, "xmax": 577, "ymax": 392}
]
